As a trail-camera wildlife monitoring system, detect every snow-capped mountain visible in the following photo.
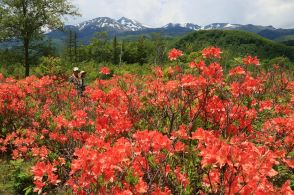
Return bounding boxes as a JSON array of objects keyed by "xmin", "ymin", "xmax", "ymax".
[
  {"xmin": 75, "ymin": 17, "xmax": 148, "ymax": 32},
  {"xmin": 163, "ymin": 23, "xmax": 201, "ymax": 30},
  {"xmin": 202, "ymin": 23, "xmax": 276, "ymax": 33},
  {"xmin": 76, "ymin": 17, "xmax": 128, "ymax": 32},
  {"xmin": 161, "ymin": 22, "xmax": 277, "ymax": 33},
  {"xmin": 185, "ymin": 23, "xmax": 201, "ymax": 30},
  {"xmin": 203, "ymin": 23, "xmax": 241, "ymax": 30},
  {"xmin": 117, "ymin": 17, "xmax": 147, "ymax": 31},
  {"xmin": 57, "ymin": 16, "xmax": 281, "ymax": 35}
]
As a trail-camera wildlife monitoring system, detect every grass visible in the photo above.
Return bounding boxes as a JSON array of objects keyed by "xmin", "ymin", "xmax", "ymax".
[{"xmin": 0, "ymin": 158, "xmax": 15, "ymax": 195}]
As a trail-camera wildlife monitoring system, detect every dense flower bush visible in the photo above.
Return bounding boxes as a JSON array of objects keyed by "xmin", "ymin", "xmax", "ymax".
[{"xmin": 0, "ymin": 47, "xmax": 293, "ymax": 194}]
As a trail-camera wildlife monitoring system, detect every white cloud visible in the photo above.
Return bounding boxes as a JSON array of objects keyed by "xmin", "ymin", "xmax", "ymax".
[{"xmin": 68, "ymin": 0, "xmax": 294, "ymax": 28}]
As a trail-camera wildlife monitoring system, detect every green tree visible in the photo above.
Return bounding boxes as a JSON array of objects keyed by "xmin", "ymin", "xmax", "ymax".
[
  {"xmin": 0, "ymin": 0, "xmax": 79, "ymax": 77},
  {"xmin": 88, "ymin": 32, "xmax": 112, "ymax": 63},
  {"xmin": 136, "ymin": 36, "xmax": 148, "ymax": 65},
  {"xmin": 112, "ymin": 36, "xmax": 119, "ymax": 65},
  {"xmin": 119, "ymin": 40, "xmax": 125, "ymax": 65},
  {"xmin": 66, "ymin": 30, "xmax": 78, "ymax": 63},
  {"xmin": 123, "ymin": 42, "xmax": 137, "ymax": 64},
  {"xmin": 151, "ymin": 33, "xmax": 166, "ymax": 65},
  {"xmin": 268, "ymin": 56, "xmax": 293, "ymax": 70}
]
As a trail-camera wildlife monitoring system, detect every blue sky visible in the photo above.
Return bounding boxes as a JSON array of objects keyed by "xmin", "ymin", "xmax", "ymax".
[{"xmin": 68, "ymin": 0, "xmax": 294, "ymax": 28}]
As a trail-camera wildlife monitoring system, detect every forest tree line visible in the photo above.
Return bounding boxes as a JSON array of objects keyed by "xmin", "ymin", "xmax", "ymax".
[
  {"xmin": 64, "ymin": 31, "xmax": 170, "ymax": 65},
  {"xmin": 0, "ymin": 31, "xmax": 171, "ymax": 67}
]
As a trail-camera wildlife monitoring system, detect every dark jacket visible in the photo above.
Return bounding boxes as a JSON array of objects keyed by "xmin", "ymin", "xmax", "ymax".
[{"xmin": 69, "ymin": 74, "xmax": 80, "ymax": 90}]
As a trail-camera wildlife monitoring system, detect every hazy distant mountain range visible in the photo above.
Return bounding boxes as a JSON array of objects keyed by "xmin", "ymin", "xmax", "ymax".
[{"xmin": 42, "ymin": 16, "xmax": 294, "ymax": 43}]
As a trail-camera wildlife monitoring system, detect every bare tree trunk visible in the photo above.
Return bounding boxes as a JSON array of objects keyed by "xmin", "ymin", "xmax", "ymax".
[
  {"xmin": 24, "ymin": 39, "xmax": 30, "ymax": 77},
  {"xmin": 119, "ymin": 42, "xmax": 123, "ymax": 66}
]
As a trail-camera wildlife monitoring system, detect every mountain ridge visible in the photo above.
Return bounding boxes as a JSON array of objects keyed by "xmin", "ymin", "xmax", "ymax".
[{"xmin": 45, "ymin": 16, "xmax": 294, "ymax": 43}]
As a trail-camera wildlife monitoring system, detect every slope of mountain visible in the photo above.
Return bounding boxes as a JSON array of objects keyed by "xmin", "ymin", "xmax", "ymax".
[
  {"xmin": 163, "ymin": 23, "xmax": 201, "ymax": 30},
  {"xmin": 117, "ymin": 17, "xmax": 147, "ymax": 31},
  {"xmin": 174, "ymin": 30, "xmax": 294, "ymax": 61},
  {"xmin": 237, "ymin": 24, "xmax": 276, "ymax": 33},
  {"xmin": 258, "ymin": 29, "xmax": 294, "ymax": 40},
  {"xmin": 202, "ymin": 23, "xmax": 276, "ymax": 33},
  {"xmin": 203, "ymin": 23, "xmax": 240, "ymax": 30},
  {"xmin": 76, "ymin": 17, "xmax": 125, "ymax": 31},
  {"xmin": 281, "ymin": 39, "xmax": 294, "ymax": 46}
]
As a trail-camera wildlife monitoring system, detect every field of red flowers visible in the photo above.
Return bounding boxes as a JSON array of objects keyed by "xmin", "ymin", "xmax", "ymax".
[{"xmin": 0, "ymin": 47, "xmax": 293, "ymax": 194}]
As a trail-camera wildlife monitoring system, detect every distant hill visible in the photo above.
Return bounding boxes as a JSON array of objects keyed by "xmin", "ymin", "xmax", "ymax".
[
  {"xmin": 280, "ymin": 39, "xmax": 294, "ymax": 47},
  {"xmin": 258, "ymin": 29, "xmax": 294, "ymax": 40},
  {"xmin": 174, "ymin": 30, "xmax": 294, "ymax": 61},
  {"xmin": 275, "ymin": 35, "xmax": 294, "ymax": 46}
]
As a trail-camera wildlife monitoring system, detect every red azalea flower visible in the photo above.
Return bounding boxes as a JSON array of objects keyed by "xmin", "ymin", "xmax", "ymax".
[
  {"xmin": 168, "ymin": 48, "xmax": 183, "ymax": 61},
  {"xmin": 243, "ymin": 55, "xmax": 260, "ymax": 66},
  {"xmin": 33, "ymin": 180, "xmax": 46, "ymax": 193},
  {"xmin": 189, "ymin": 61, "xmax": 197, "ymax": 69},
  {"xmin": 153, "ymin": 66, "xmax": 164, "ymax": 77},
  {"xmin": 229, "ymin": 66, "xmax": 246, "ymax": 76},
  {"xmin": 202, "ymin": 47, "xmax": 222, "ymax": 59},
  {"xmin": 100, "ymin": 67, "xmax": 110, "ymax": 75}
]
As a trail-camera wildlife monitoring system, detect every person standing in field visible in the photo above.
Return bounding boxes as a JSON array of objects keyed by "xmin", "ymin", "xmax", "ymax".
[
  {"xmin": 69, "ymin": 67, "xmax": 81, "ymax": 92},
  {"xmin": 78, "ymin": 71, "xmax": 87, "ymax": 96}
]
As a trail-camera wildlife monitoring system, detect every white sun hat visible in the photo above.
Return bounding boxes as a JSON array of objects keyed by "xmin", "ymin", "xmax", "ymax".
[{"xmin": 73, "ymin": 67, "xmax": 80, "ymax": 72}]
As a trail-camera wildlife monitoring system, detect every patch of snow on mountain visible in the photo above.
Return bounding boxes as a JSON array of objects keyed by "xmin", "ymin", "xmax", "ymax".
[
  {"xmin": 117, "ymin": 17, "xmax": 146, "ymax": 31},
  {"xmin": 179, "ymin": 23, "xmax": 186, "ymax": 28},
  {"xmin": 224, "ymin": 24, "xmax": 239, "ymax": 28}
]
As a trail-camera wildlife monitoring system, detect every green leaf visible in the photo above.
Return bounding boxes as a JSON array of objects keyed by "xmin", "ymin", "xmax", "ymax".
[{"xmin": 24, "ymin": 186, "xmax": 33, "ymax": 195}]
